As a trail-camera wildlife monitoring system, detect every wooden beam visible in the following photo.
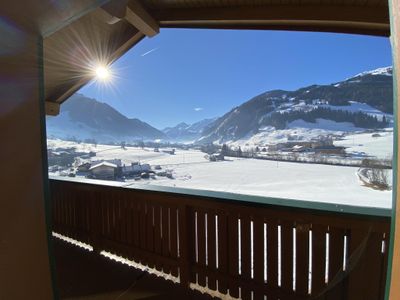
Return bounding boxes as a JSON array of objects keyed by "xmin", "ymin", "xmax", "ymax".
[
  {"xmin": 151, "ymin": 5, "xmax": 390, "ymax": 36},
  {"xmin": 102, "ymin": 0, "xmax": 129, "ymax": 19},
  {"xmin": 388, "ymin": 0, "xmax": 400, "ymax": 298},
  {"xmin": 45, "ymin": 101, "xmax": 60, "ymax": 116},
  {"xmin": 109, "ymin": 30, "xmax": 145, "ymax": 63},
  {"xmin": 126, "ymin": 0, "xmax": 159, "ymax": 37}
]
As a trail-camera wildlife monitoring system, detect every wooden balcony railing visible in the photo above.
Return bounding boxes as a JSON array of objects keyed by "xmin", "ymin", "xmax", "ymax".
[{"xmin": 50, "ymin": 178, "xmax": 391, "ymax": 300}]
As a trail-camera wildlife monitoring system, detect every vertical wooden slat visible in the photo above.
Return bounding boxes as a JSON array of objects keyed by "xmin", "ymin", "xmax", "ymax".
[
  {"xmin": 146, "ymin": 202, "xmax": 155, "ymax": 268},
  {"xmin": 78, "ymin": 193, "xmax": 88, "ymax": 241},
  {"xmin": 362, "ymin": 232, "xmax": 386, "ymax": 300},
  {"xmin": 99, "ymin": 193, "xmax": 104, "ymax": 238},
  {"xmin": 253, "ymin": 216, "xmax": 265, "ymax": 300},
  {"xmin": 178, "ymin": 205, "xmax": 194, "ymax": 288},
  {"xmin": 326, "ymin": 227, "xmax": 345, "ymax": 300},
  {"xmin": 126, "ymin": 197, "xmax": 132, "ymax": 245},
  {"xmin": 228, "ymin": 212, "xmax": 239, "ymax": 298},
  {"xmin": 66, "ymin": 190, "xmax": 71, "ymax": 236},
  {"xmin": 120, "ymin": 195, "xmax": 127, "ymax": 245},
  {"xmin": 71, "ymin": 196, "xmax": 76, "ymax": 239},
  {"xmin": 218, "ymin": 211, "xmax": 228, "ymax": 294},
  {"xmin": 139, "ymin": 201, "xmax": 147, "ymax": 266},
  {"xmin": 71, "ymin": 193, "xmax": 77, "ymax": 240},
  {"xmin": 312, "ymin": 225, "xmax": 327, "ymax": 296},
  {"xmin": 346, "ymin": 229, "xmax": 368, "ymax": 300},
  {"xmin": 207, "ymin": 211, "xmax": 217, "ymax": 291},
  {"xmin": 170, "ymin": 206, "xmax": 179, "ymax": 277},
  {"xmin": 52, "ymin": 185, "xmax": 58, "ymax": 232},
  {"xmin": 57, "ymin": 186, "xmax": 62, "ymax": 232},
  {"xmin": 64, "ymin": 189, "xmax": 69, "ymax": 235},
  {"xmin": 125, "ymin": 197, "xmax": 134, "ymax": 260},
  {"xmin": 90, "ymin": 191, "xmax": 102, "ymax": 253},
  {"xmin": 295, "ymin": 223, "xmax": 309, "ymax": 296},
  {"xmin": 64, "ymin": 189, "xmax": 68, "ymax": 235},
  {"xmin": 86, "ymin": 192, "xmax": 92, "ymax": 245},
  {"xmin": 268, "ymin": 221, "xmax": 279, "ymax": 290},
  {"xmin": 116, "ymin": 195, "xmax": 122, "ymax": 244},
  {"xmin": 132, "ymin": 200, "xmax": 139, "ymax": 248},
  {"xmin": 267, "ymin": 220, "xmax": 279, "ymax": 288},
  {"xmin": 197, "ymin": 210, "xmax": 207, "ymax": 287},
  {"xmin": 379, "ymin": 232, "xmax": 389, "ymax": 299},
  {"xmin": 110, "ymin": 192, "xmax": 116, "ymax": 245},
  {"xmin": 60, "ymin": 188, "xmax": 66, "ymax": 235},
  {"xmin": 162, "ymin": 205, "xmax": 171, "ymax": 274},
  {"xmin": 105, "ymin": 194, "xmax": 110, "ymax": 239},
  {"xmin": 113, "ymin": 193, "xmax": 119, "ymax": 249},
  {"xmin": 154, "ymin": 204, "xmax": 162, "ymax": 270},
  {"xmin": 280, "ymin": 222, "xmax": 291, "ymax": 293},
  {"xmin": 240, "ymin": 215, "xmax": 252, "ymax": 300}
]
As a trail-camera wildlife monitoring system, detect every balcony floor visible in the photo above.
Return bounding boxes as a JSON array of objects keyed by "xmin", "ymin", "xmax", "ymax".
[{"xmin": 53, "ymin": 238, "xmax": 212, "ymax": 300}]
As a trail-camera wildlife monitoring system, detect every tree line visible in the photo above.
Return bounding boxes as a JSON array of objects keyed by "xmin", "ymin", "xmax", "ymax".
[{"xmin": 261, "ymin": 107, "xmax": 388, "ymax": 130}]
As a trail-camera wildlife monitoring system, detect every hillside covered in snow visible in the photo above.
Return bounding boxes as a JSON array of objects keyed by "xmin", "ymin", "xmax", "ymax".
[
  {"xmin": 199, "ymin": 66, "xmax": 393, "ymax": 144},
  {"xmin": 46, "ymin": 94, "xmax": 166, "ymax": 142}
]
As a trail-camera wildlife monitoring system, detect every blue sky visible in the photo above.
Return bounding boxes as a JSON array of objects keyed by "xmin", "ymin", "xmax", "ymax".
[{"xmin": 80, "ymin": 29, "xmax": 392, "ymax": 129}]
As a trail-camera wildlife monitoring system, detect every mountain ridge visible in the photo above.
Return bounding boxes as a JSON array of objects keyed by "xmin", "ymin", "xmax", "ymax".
[{"xmin": 46, "ymin": 66, "xmax": 393, "ymax": 144}]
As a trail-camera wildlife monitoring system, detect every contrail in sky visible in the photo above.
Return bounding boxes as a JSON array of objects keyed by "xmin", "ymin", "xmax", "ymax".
[{"xmin": 141, "ymin": 47, "xmax": 158, "ymax": 57}]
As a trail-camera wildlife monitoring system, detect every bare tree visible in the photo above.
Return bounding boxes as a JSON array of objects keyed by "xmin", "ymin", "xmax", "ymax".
[{"xmin": 369, "ymin": 167, "xmax": 390, "ymax": 190}]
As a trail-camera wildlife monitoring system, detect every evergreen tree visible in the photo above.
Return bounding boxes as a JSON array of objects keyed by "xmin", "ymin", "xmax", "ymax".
[{"xmin": 237, "ymin": 146, "xmax": 242, "ymax": 157}]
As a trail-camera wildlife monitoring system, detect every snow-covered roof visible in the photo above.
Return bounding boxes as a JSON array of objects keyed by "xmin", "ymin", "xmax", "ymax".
[{"xmin": 89, "ymin": 161, "xmax": 118, "ymax": 170}]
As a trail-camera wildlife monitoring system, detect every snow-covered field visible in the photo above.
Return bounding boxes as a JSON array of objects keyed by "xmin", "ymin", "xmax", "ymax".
[
  {"xmin": 48, "ymin": 139, "xmax": 392, "ymax": 209},
  {"xmin": 333, "ymin": 129, "xmax": 393, "ymax": 159},
  {"xmin": 129, "ymin": 157, "xmax": 392, "ymax": 209}
]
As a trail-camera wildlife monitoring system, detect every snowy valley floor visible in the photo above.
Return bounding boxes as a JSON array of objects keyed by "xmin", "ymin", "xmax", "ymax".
[
  {"xmin": 125, "ymin": 157, "xmax": 392, "ymax": 209},
  {"xmin": 48, "ymin": 139, "xmax": 392, "ymax": 209}
]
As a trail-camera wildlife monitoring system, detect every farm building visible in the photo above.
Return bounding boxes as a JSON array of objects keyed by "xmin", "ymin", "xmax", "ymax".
[{"xmin": 89, "ymin": 162, "xmax": 118, "ymax": 180}]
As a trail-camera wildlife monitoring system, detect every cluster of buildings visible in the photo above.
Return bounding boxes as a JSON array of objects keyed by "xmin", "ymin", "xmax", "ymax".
[
  {"xmin": 48, "ymin": 147, "xmax": 96, "ymax": 167},
  {"xmin": 77, "ymin": 159, "xmax": 154, "ymax": 180},
  {"xmin": 267, "ymin": 141, "xmax": 346, "ymax": 155}
]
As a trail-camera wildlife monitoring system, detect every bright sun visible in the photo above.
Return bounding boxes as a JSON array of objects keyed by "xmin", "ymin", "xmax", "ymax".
[{"xmin": 94, "ymin": 65, "xmax": 111, "ymax": 81}]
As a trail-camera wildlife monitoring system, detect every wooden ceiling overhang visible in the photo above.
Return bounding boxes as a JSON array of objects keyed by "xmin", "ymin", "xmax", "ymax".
[{"xmin": 41, "ymin": 0, "xmax": 390, "ymax": 115}]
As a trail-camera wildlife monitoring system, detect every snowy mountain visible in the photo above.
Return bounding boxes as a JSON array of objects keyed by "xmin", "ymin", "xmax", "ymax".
[
  {"xmin": 163, "ymin": 118, "xmax": 216, "ymax": 142},
  {"xmin": 46, "ymin": 66, "xmax": 393, "ymax": 145},
  {"xmin": 199, "ymin": 66, "xmax": 393, "ymax": 144},
  {"xmin": 46, "ymin": 94, "xmax": 165, "ymax": 142}
]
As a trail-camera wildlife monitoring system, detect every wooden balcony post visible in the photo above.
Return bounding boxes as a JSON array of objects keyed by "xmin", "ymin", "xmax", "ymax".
[{"xmin": 0, "ymin": 34, "xmax": 55, "ymax": 298}]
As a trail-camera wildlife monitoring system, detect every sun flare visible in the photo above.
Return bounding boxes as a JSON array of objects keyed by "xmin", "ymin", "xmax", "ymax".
[{"xmin": 94, "ymin": 65, "xmax": 111, "ymax": 81}]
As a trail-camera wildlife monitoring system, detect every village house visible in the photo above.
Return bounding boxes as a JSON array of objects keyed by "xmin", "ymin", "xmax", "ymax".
[
  {"xmin": 89, "ymin": 162, "xmax": 118, "ymax": 180},
  {"xmin": 91, "ymin": 159, "xmax": 122, "ymax": 167}
]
